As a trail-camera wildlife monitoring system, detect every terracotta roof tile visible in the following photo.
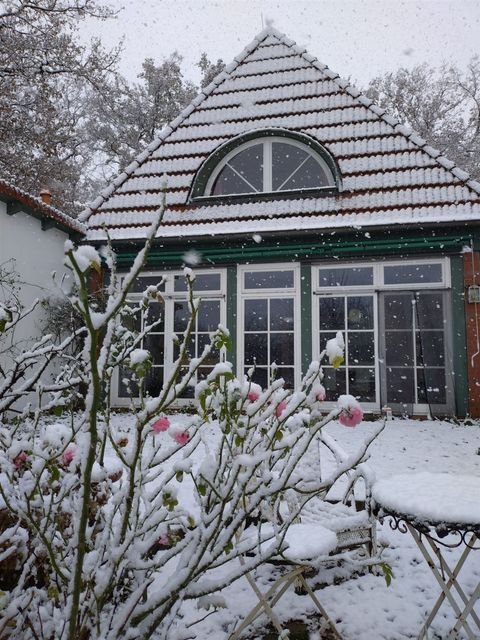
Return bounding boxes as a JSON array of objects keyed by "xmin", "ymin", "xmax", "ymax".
[{"xmin": 82, "ymin": 26, "xmax": 480, "ymax": 240}]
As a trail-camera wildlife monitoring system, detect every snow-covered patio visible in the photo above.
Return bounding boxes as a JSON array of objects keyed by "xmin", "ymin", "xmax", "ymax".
[{"xmin": 152, "ymin": 416, "xmax": 480, "ymax": 639}]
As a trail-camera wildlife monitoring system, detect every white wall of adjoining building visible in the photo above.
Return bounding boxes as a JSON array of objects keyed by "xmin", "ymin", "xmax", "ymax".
[{"xmin": 0, "ymin": 202, "xmax": 72, "ymax": 404}]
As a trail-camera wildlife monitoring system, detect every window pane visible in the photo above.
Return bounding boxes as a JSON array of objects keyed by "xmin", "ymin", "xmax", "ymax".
[
  {"xmin": 270, "ymin": 298, "xmax": 294, "ymax": 330},
  {"xmin": 415, "ymin": 293, "xmax": 444, "ymax": 330},
  {"xmin": 319, "ymin": 297, "xmax": 344, "ymax": 330},
  {"xmin": 384, "ymin": 263, "xmax": 443, "ymax": 285},
  {"xmin": 349, "ymin": 368, "xmax": 376, "ymax": 402},
  {"xmin": 318, "ymin": 267, "xmax": 373, "ymax": 287},
  {"xmin": 323, "ymin": 368, "xmax": 346, "ymax": 401},
  {"xmin": 283, "ymin": 154, "xmax": 330, "ymax": 190},
  {"xmin": 174, "ymin": 273, "xmax": 221, "ymax": 292},
  {"xmin": 197, "ymin": 334, "xmax": 220, "ymax": 364},
  {"xmin": 270, "ymin": 333, "xmax": 294, "ymax": 365},
  {"xmin": 129, "ymin": 276, "xmax": 165, "ymax": 293},
  {"xmin": 118, "ymin": 367, "xmax": 139, "ymax": 398},
  {"xmin": 245, "ymin": 366, "xmax": 268, "ymax": 389},
  {"xmin": 384, "ymin": 294, "xmax": 413, "ymax": 330},
  {"xmin": 123, "ymin": 307, "xmax": 141, "ymax": 332},
  {"xmin": 417, "ymin": 368, "xmax": 446, "ymax": 404},
  {"xmin": 416, "ymin": 331, "xmax": 445, "ymax": 367},
  {"xmin": 146, "ymin": 368, "xmax": 163, "ymax": 397},
  {"xmin": 244, "ymin": 270, "xmax": 294, "ymax": 289},
  {"xmin": 272, "ymin": 142, "xmax": 308, "ymax": 190},
  {"xmin": 276, "ymin": 367, "xmax": 295, "ymax": 388},
  {"xmin": 272, "ymin": 143, "xmax": 330, "ymax": 191},
  {"xmin": 348, "ymin": 332, "xmax": 374, "ymax": 365},
  {"xmin": 347, "ymin": 297, "xmax": 373, "ymax": 330},
  {"xmin": 144, "ymin": 335, "xmax": 164, "ymax": 365},
  {"xmin": 244, "ymin": 299, "xmax": 268, "ymax": 331},
  {"xmin": 211, "ymin": 144, "xmax": 263, "ymax": 195},
  {"xmin": 386, "ymin": 367, "xmax": 415, "ymax": 404},
  {"xmin": 174, "ymin": 301, "xmax": 190, "ymax": 332},
  {"xmin": 144, "ymin": 302, "xmax": 164, "ymax": 330},
  {"xmin": 245, "ymin": 334, "xmax": 267, "ymax": 364},
  {"xmin": 385, "ymin": 331, "xmax": 413, "ymax": 366},
  {"xmin": 198, "ymin": 300, "xmax": 220, "ymax": 332}
]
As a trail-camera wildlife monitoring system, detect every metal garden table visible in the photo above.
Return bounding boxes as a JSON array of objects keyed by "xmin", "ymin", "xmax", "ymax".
[{"xmin": 373, "ymin": 472, "xmax": 480, "ymax": 640}]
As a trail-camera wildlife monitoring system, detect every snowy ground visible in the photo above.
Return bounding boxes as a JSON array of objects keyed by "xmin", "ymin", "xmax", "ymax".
[{"xmin": 139, "ymin": 416, "xmax": 480, "ymax": 640}]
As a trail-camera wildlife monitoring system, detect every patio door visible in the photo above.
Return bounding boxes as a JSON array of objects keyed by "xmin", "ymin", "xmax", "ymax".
[{"xmin": 379, "ymin": 290, "xmax": 453, "ymax": 415}]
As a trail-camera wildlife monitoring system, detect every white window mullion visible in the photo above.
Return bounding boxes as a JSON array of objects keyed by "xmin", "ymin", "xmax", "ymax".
[{"xmin": 264, "ymin": 141, "xmax": 272, "ymax": 192}]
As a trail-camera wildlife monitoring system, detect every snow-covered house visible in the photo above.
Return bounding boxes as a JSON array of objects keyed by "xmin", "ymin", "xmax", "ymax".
[
  {"xmin": 82, "ymin": 27, "xmax": 480, "ymax": 417},
  {"xmin": 0, "ymin": 179, "xmax": 84, "ymax": 368}
]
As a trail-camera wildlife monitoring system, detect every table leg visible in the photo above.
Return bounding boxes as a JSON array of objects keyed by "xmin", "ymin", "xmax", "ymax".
[{"xmin": 407, "ymin": 525, "xmax": 480, "ymax": 640}]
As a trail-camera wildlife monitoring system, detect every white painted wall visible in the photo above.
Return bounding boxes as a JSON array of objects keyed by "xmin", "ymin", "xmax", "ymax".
[{"xmin": 0, "ymin": 202, "xmax": 73, "ymax": 405}]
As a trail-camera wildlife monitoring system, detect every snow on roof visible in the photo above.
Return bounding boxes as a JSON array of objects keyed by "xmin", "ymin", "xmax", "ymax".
[
  {"xmin": 0, "ymin": 179, "xmax": 85, "ymax": 234},
  {"xmin": 82, "ymin": 26, "xmax": 480, "ymax": 242}
]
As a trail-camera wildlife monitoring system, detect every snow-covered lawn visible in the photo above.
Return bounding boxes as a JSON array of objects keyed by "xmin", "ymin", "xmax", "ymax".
[{"xmin": 131, "ymin": 415, "xmax": 479, "ymax": 639}]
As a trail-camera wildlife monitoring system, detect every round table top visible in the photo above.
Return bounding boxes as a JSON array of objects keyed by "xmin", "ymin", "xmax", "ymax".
[{"xmin": 372, "ymin": 471, "xmax": 480, "ymax": 528}]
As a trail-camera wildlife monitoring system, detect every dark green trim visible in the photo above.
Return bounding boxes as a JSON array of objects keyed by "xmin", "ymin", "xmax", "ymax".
[
  {"xmin": 191, "ymin": 186, "xmax": 338, "ymax": 207},
  {"xmin": 226, "ymin": 266, "xmax": 237, "ymax": 371},
  {"xmin": 115, "ymin": 232, "xmax": 473, "ymax": 267},
  {"xmin": 41, "ymin": 218, "xmax": 55, "ymax": 231},
  {"xmin": 450, "ymin": 256, "xmax": 468, "ymax": 417},
  {"xmin": 189, "ymin": 127, "xmax": 342, "ymax": 201},
  {"xmin": 300, "ymin": 265, "xmax": 312, "ymax": 377},
  {"xmin": 6, "ymin": 202, "xmax": 22, "ymax": 215}
]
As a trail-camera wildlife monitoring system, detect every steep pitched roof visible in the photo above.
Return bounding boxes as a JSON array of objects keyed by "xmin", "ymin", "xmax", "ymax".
[
  {"xmin": 0, "ymin": 179, "xmax": 85, "ymax": 235},
  {"xmin": 82, "ymin": 26, "xmax": 480, "ymax": 242}
]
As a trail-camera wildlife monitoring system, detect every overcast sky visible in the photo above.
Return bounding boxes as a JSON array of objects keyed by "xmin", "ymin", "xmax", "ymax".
[{"xmin": 82, "ymin": 0, "xmax": 480, "ymax": 88}]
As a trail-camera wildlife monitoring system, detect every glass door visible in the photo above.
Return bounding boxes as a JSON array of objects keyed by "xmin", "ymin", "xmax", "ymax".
[
  {"xmin": 379, "ymin": 291, "xmax": 453, "ymax": 415},
  {"xmin": 318, "ymin": 294, "xmax": 377, "ymax": 406}
]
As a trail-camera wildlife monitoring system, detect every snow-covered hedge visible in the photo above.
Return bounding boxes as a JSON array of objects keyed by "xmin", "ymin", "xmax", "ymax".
[{"xmin": 0, "ymin": 207, "xmax": 381, "ymax": 639}]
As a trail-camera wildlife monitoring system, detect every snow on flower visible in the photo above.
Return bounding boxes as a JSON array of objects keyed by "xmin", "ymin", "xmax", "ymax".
[
  {"xmin": 275, "ymin": 400, "xmax": 287, "ymax": 417},
  {"xmin": 152, "ymin": 416, "xmax": 170, "ymax": 433},
  {"xmin": 247, "ymin": 382, "xmax": 262, "ymax": 402},
  {"xmin": 169, "ymin": 424, "xmax": 190, "ymax": 446},
  {"xmin": 173, "ymin": 431, "xmax": 190, "ymax": 446},
  {"xmin": 337, "ymin": 394, "xmax": 363, "ymax": 427},
  {"xmin": 13, "ymin": 452, "xmax": 28, "ymax": 469},
  {"xmin": 62, "ymin": 445, "xmax": 76, "ymax": 466},
  {"xmin": 326, "ymin": 332, "xmax": 345, "ymax": 369},
  {"xmin": 129, "ymin": 349, "xmax": 151, "ymax": 367}
]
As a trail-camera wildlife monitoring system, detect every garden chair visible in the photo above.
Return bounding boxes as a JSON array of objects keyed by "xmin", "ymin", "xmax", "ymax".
[{"xmin": 228, "ymin": 447, "xmax": 379, "ymax": 639}]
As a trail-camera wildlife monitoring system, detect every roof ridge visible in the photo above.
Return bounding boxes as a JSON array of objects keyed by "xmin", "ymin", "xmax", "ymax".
[{"xmin": 80, "ymin": 28, "xmax": 280, "ymax": 223}]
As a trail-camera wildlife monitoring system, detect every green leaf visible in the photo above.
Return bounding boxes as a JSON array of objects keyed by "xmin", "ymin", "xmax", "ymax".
[
  {"xmin": 223, "ymin": 540, "xmax": 233, "ymax": 555},
  {"xmin": 175, "ymin": 471, "xmax": 183, "ymax": 482},
  {"xmin": 53, "ymin": 406, "xmax": 63, "ymax": 417},
  {"xmin": 198, "ymin": 484, "xmax": 206, "ymax": 497},
  {"xmin": 50, "ymin": 465, "xmax": 60, "ymax": 483},
  {"xmin": 275, "ymin": 430, "xmax": 284, "ymax": 441},
  {"xmin": 234, "ymin": 435, "xmax": 244, "ymax": 447},
  {"xmin": 379, "ymin": 561, "xmax": 394, "ymax": 587}
]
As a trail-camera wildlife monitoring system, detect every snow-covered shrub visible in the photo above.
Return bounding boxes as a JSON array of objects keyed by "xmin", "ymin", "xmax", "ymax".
[{"xmin": 0, "ymin": 209, "xmax": 382, "ymax": 639}]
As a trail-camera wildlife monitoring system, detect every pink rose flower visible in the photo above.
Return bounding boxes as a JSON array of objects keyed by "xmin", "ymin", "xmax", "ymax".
[
  {"xmin": 62, "ymin": 446, "xmax": 76, "ymax": 466},
  {"xmin": 338, "ymin": 405, "xmax": 363, "ymax": 428},
  {"xmin": 14, "ymin": 452, "xmax": 28, "ymax": 469},
  {"xmin": 275, "ymin": 400, "xmax": 287, "ymax": 417},
  {"xmin": 247, "ymin": 390, "xmax": 260, "ymax": 402},
  {"xmin": 152, "ymin": 416, "xmax": 170, "ymax": 433},
  {"xmin": 316, "ymin": 386, "xmax": 326, "ymax": 402},
  {"xmin": 173, "ymin": 431, "xmax": 190, "ymax": 446},
  {"xmin": 157, "ymin": 534, "xmax": 170, "ymax": 547}
]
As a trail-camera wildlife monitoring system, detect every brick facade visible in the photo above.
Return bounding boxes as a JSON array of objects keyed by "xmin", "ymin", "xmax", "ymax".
[{"xmin": 463, "ymin": 251, "xmax": 480, "ymax": 417}]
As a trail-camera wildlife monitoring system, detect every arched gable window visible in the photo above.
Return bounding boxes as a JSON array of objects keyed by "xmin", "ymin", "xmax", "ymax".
[{"xmin": 190, "ymin": 130, "xmax": 341, "ymax": 201}]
